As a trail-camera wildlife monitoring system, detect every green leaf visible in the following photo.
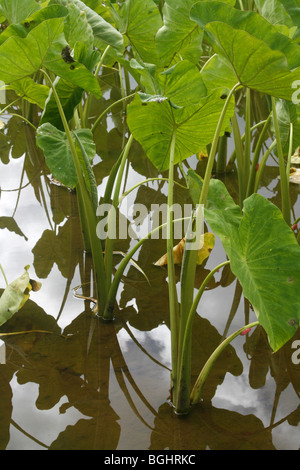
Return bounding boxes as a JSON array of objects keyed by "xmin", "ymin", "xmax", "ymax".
[
  {"xmin": 254, "ymin": 0, "xmax": 300, "ymax": 41},
  {"xmin": 158, "ymin": 60, "xmax": 207, "ymax": 107},
  {"xmin": 129, "ymin": 59, "xmax": 206, "ymax": 107},
  {"xmin": 0, "ymin": 0, "xmax": 40, "ymax": 24},
  {"xmin": 0, "ymin": 17, "xmax": 102, "ymax": 98},
  {"xmin": 127, "ymin": 90, "xmax": 234, "ymax": 171},
  {"xmin": 155, "ymin": 0, "xmax": 235, "ymax": 64},
  {"xmin": 0, "ymin": 4, "xmax": 69, "ymax": 46},
  {"xmin": 36, "ymin": 123, "xmax": 96, "ymax": 189},
  {"xmin": 63, "ymin": 3, "xmax": 94, "ymax": 50},
  {"xmin": 39, "ymin": 77, "xmax": 85, "ymax": 130},
  {"xmin": 118, "ymin": 0, "xmax": 162, "ymax": 64},
  {"xmin": 188, "ymin": 172, "xmax": 300, "ymax": 352},
  {"xmin": 232, "ymin": 195, "xmax": 300, "ymax": 352},
  {"xmin": 200, "ymin": 54, "xmax": 238, "ymax": 96},
  {"xmin": 187, "ymin": 170, "xmax": 242, "ymax": 256},
  {"xmin": 50, "ymin": 0, "xmax": 124, "ymax": 51},
  {"xmin": 156, "ymin": 0, "xmax": 204, "ymax": 65},
  {"xmin": 271, "ymin": 99, "xmax": 300, "ymax": 156},
  {"xmin": 191, "ymin": 1, "xmax": 300, "ymax": 69},
  {"xmin": 10, "ymin": 77, "xmax": 49, "ymax": 108},
  {"xmin": 40, "ymin": 44, "xmax": 101, "ymax": 129},
  {"xmin": 191, "ymin": 2, "xmax": 300, "ymax": 100},
  {"xmin": 0, "ymin": 266, "xmax": 41, "ymax": 326}
]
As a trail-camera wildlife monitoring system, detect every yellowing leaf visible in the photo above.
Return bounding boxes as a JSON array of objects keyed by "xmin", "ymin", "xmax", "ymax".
[
  {"xmin": 289, "ymin": 167, "xmax": 300, "ymax": 183},
  {"xmin": 197, "ymin": 232, "xmax": 215, "ymax": 265},
  {"xmin": 0, "ymin": 266, "xmax": 41, "ymax": 326},
  {"xmin": 155, "ymin": 233, "xmax": 215, "ymax": 266},
  {"xmin": 291, "ymin": 148, "xmax": 300, "ymax": 164},
  {"xmin": 198, "ymin": 148, "xmax": 208, "ymax": 160}
]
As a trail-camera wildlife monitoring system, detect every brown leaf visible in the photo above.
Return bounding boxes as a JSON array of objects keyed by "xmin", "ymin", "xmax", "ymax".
[{"xmin": 155, "ymin": 233, "xmax": 215, "ymax": 266}]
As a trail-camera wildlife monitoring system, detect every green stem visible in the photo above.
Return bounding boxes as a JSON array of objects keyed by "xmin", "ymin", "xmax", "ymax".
[
  {"xmin": 118, "ymin": 62, "xmax": 126, "ymax": 101},
  {"xmin": 175, "ymin": 260, "xmax": 230, "ymax": 414},
  {"xmin": 246, "ymin": 113, "xmax": 272, "ymax": 197},
  {"xmin": 119, "ymin": 177, "xmax": 187, "ymax": 204},
  {"xmin": 216, "ymin": 134, "xmax": 228, "ymax": 176},
  {"xmin": 0, "ymin": 98, "xmax": 22, "ymax": 115},
  {"xmin": 254, "ymin": 140, "xmax": 277, "ymax": 193},
  {"xmin": 271, "ymin": 96, "xmax": 290, "ymax": 225},
  {"xmin": 167, "ymin": 129, "xmax": 180, "ymax": 405},
  {"xmin": 190, "ymin": 321, "xmax": 259, "ymax": 405},
  {"xmin": 226, "ymin": 119, "xmax": 267, "ymax": 169},
  {"xmin": 173, "ymin": 83, "xmax": 239, "ymax": 412},
  {"xmin": 82, "ymin": 45, "xmax": 111, "ymax": 127},
  {"xmin": 9, "ymin": 113, "xmax": 36, "ymax": 130},
  {"xmin": 286, "ymin": 123, "xmax": 294, "ymax": 180},
  {"xmin": 199, "ymin": 83, "xmax": 240, "ymax": 206},
  {"xmin": 103, "ymin": 216, "xmax": 191, "ymax": 320},
  {"xmin": 231, "ymin": 113, "xmax": 245, "ymax": 207},
  {"xmin": 40, "ymin": 69, "xmax": 107, "ymax": 313},
  {"xmin": 0, "ymin": 264, "xmax": 8, "ymax": 287},
  {"xmin": 104, "ymin": 134, "xmax": 134, "ymax": 291},
  {"xmin": 91, "ymin": 93, "xmax": 136, "ymax": 134},
  {"xmin": 243, "ymin": 87, "xmax": 251, "ymax": 200}
]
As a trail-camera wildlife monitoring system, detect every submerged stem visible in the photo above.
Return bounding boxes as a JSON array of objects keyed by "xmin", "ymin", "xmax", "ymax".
[
  {"xmin": 175, "ymin": 260, "xmax": 230, "ymax": 414},
  {"xmin": 174, "ymin": 83, "xmax": 239, "ymax": 414},
  {"xmin": 190, "ymin": 321, "xmax": 259, "ymax": 405},
  {"xmin": 104, "ymin": 134, "xmax": 134, "ymax": 292},
  {"xmin": 40, "ymin": 68, "xmax": 107, "ymax": 313},
  {"xmin": 167, "ymin": 129, "xmax": 180, "ymax": 404},
  {"xmin": 103, "ymin": 216, "xmax": 191, "ymax": 319}
]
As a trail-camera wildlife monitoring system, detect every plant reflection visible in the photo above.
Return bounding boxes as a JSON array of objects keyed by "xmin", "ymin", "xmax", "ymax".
[
  {"xmin": 0, "ymin": 92, "xmax": 299, "ymax": 450},
  {"xmin": 0, "ymin": 292, "xmax": 299, "ymax": 449}
]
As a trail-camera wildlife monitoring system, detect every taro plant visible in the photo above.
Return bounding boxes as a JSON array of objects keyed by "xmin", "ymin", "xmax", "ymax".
[
  {"xmin": 0, "ymin": 0, "xmax": 156, "ymax": 320},
  {"xmin": 126, "ymin": 0, "xmax": 300, "ymax": 414},
  {"xmin": 0, "ymin": 0, "xmax": 300, "ymax": 420}
]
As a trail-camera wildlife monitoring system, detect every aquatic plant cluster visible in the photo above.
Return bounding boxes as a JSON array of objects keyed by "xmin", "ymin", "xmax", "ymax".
[{"xmin": 0, "ymin": 0, "xmax": 300, "ymax": 418}]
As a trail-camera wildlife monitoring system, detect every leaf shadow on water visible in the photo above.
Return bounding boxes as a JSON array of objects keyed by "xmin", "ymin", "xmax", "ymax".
[
  {"xmin": 0, "ymin": 260, "xmax": 300, "ymax": 451},
  {"xmin": 0, "ymin": 89, "xmax": 299, "ymax": 450}
]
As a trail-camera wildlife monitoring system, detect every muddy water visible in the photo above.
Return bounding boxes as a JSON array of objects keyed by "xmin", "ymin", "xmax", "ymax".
[{"xmin": 0, "ymin": 89, "xmax": 300, "ymax": 450}]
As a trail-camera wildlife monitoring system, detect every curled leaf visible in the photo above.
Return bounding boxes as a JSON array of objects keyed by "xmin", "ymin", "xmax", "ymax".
[
  {"xmin": 289, "ymin": 167, "xmax": 300, "ymax": 183},
  {"xmin": 155, "ymin": 233, "xmax": 215, "ymax": 266},
  {"xmin": 0, "ymin": 266, "xmax": 41, "ymax": 326},
  {"xmin": 291, "ymin": 147, "xmax": 300, "ymax": 164},
  {"xmin": 197, "ymin": 232, "xmax": 215, "ymax": 265}
]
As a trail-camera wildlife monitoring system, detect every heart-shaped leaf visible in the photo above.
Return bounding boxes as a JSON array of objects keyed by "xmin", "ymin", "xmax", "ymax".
[
  {"xmin": 127, "ymin": 90, "xmax": 235, "ymax": 171},
  {"xmin": 190, "ymin": 2, "xmax": 300, "ymax": 100},
  {"xmin": 129, "ymin": 59, "xmax": 206, "ymax": 107},
  {"xmin": 10, "ymin": 77, "xmax": 49, "ymax": 108},
  {"xmin": 156, "ymin": 0, "xmax": 204, "ymax": 65},
  {"xmin": 117, "ymin": 0, "xmax": 162, "ymax": 64},
  {"xmin": 36, "ymin": 123, "xmax": 96, "ymax": 189},
  {"xmin": 0, "ymin": 17, "xmax": 101, "ymax": 97},
  {"xmin": 188, "ymin": 171, "xmax": 300, "ymax": 352}
]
